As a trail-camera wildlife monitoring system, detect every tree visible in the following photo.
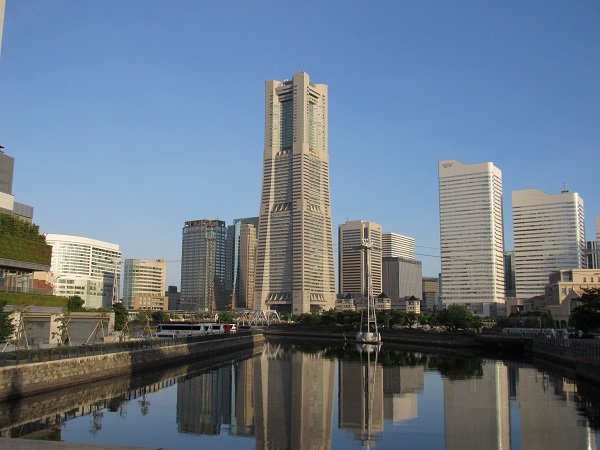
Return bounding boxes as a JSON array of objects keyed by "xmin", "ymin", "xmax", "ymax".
[
  {"xmin": 405, "ymin": 312, "xmax": 418, "ymax": 328},
  {"xmin": 541, "ymin": 311, "xmax": 554, "ymax": 329},
  {"xmin": 134, "ymin": 310, "xmax": 151, "ymax": 324},
  {"xmin": 112, "ymin": 302, "xmax": 127, "ymax": 331},
  {"xmin": 67, "ymin": 296, "xmax": 86, "ymax": 312},
  {"xmin": 151, "ymin": 311, "xmax": 170, "ymax": 323},
  {"xmin": 438, "ymin": 305, "xmax": 478, "ymax": 331},
  {"xmin": 218, "ymin": 311, "xmax": 233, "ymax": 324},
  {"xmin": 0, "ymin": 300, "xmax": 16, "ymax": 342},
  {"xmin": 570, "ymin": 288, "xmax": 600, "ymax": 333}
]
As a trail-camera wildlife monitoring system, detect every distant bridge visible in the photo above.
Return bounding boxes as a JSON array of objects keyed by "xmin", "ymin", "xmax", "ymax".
[{"xmin": 237, "ymin": 309, "xmax": 281, "ymax": 327}]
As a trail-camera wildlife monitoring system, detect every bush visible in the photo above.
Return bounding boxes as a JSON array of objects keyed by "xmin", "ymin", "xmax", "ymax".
[{"xmin": 0, "ymin": 213, "xmax": 51, "ymax": 265}]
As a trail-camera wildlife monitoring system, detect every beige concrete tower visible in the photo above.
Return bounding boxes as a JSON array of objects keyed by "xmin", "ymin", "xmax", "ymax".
[
  {"xmin": 0, "ymin": 0, "xmax": 5, "ymax": 58},
  {"xmin": 339, "ymin": 220, "xmax": 383, "ymax": 296},
  {"xmin": 255, "ymin": 72, "xmax": 336, "ymax": 314}
]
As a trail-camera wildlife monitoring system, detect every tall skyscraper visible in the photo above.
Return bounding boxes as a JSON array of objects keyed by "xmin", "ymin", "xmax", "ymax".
[
  {"xmin": 180, "ymin": 219, "xmax": 227, "ymax": 312},
  {"xmin": 122, "ymin": 258, "xmax": 167, "ymax": 310},
  {"xmin": 0, "ymin": 0, "xmax": 5, "ymax": 58},
  {"xmin": 338, "ymin": 220, "xmax": 383, "ymax": 297},
  {"xmin": 586, "ymin": 241, "xmax": 598, "ymax": 270},
  {"xmin": 225, "ymin": 217, "xmax": 259, "ymax": 309},
  {"xmin": 382, "ymin": 233, "xmax": 415, "ymax": 260},
  {"xmin": 504, "ymin": 250, "xmax": 516, "ymax": 297},
  {"xmin": 512, "ymin": 189, "xmax": 586, "ymax": 299},
  {"xmin": 595, "ymin": 216, "xmax": 600, "ymax": 269},
  {"xmin": 438, "ymin": 160, "xmax": 505, "ymax": 313},
  {"xmin": 255, "ymin": 71, "xmax": 336, "ymax": 314}
]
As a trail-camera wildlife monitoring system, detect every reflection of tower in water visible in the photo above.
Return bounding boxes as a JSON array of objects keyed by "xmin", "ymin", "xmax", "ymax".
[
  {"xmin": 255, "ymin": 341, "xmax": 335, "ymax": 449},
  {"xmin": 176, "ymin": 365, "xmax": 232, "ymax": 435},
  {"xmin": 339, "ymin": 346, "xmax": 384, "ymax": 448}
]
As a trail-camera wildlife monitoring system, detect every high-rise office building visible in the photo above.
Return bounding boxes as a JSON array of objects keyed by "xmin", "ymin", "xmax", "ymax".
[
  {"xmin": 255, "ymin": 71, "xmax": 336, "ymax": 314},
  {"xmin": 237, "ymin": 224, "xmax": 257, "ymax": 309},
  {"xmin": 0, "ymin": 148, "xmax": 33, "ymax": 221},
  {"xmin": 595, "ymin": 216, "xmax": 600, "ymax": 269},
  {"xmin": 338, "ymin": 220, "xmax": 382, "ymax": 297},
  {"xmin": 586, "ymin": 241, "xmax": 598, "ymax": 270},
  {"xmin": 382, "ymin": 257, "xmax": 423, "ymax": 305},
  {"xmin": 180, "ymin": 219, "xmax": 227, "ymax": 312},
  {"xmin": 382, "ymin": 233, "xmax": 415, "ymax": 260},
  {"xmin": 438, "ymin": 160, "xmax": 505, "ymax": 313},
  {"xmin": 122, "ymin": 258, "xmax": 167, "ymax": 310},
  {"xmin": 46, "ymin": 234, "xmax": 121, "ymax": 309},
  {"xmin": 512, "ymin": 189, "xmax": 586, "ymax": 299},
  {"xmin": 504, "ymin": 250, "xmax": 516, "ymax": 297},
  {"xmin": 0, "ymin": 0, "xmax": 5, "ymax": 58},
  {"xmin": 422, "ymin": 277, "xmax": 441, "ymax": 311},
  {"xmin": 165, "ymin": 285, "xmax": 181, "ymax": 311},
  {"xmin": 225, "ymin": 217, "xmax": 259, "ymax": 309}
]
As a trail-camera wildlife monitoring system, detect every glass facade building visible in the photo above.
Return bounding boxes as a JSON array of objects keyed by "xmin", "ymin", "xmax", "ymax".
[
  {"xmin": 180, "ymin": 219, "xmax": 227, "ymax": 312},
  {"xmin": 225, "ymin": 217, "xmax": 259, "ymax": 310}
]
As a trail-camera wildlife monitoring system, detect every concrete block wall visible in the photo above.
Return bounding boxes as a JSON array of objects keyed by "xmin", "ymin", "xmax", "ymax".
[{"xmin": 0, "ymin": 334, "xmax": 264, "ymax": 402}]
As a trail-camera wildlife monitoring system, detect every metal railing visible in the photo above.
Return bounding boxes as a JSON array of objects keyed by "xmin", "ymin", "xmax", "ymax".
[{"xmin": 0, "ymin": 331, "xmax": 252, "ymax": 367}]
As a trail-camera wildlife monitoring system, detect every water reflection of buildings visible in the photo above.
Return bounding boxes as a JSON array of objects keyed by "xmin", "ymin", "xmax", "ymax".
[
  {"xmin": 444, "ymin": 360, "xmax": 510, "ymax": 450},
  {"xmin": 254, "ymin": 342, "xmax": 335, "ymax": 450},
  {"xmin": 445, "ymin": 360, "xmax": 599, "ymax": 450},
  {"xmin": 511, "ymin": 365, "xmax": 598, "ymax": 449},
  {"xmin": 383, "ymin": 366, "xmax": 424, "ymax": 424},
  {"xmin": 177, "ymin": 365, "xmax": 232, "ymax": 435},
  {"xmin": 339, "ymin": 358, "xmax": 384, "ymax": 440},
  {"xmin": 339, "ymin": 354, "xmax": 426, "ymax": 445}
]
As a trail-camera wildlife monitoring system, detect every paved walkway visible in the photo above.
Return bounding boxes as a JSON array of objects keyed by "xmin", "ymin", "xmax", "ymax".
[{"xmin": 0, "ymin": 438, "xmax": 178, "ymax": 450}]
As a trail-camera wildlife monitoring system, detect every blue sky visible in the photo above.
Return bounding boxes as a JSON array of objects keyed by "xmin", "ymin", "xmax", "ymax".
[{"xmin": 1, "ymin": 0, "xmax": 598, "ymax": 287}]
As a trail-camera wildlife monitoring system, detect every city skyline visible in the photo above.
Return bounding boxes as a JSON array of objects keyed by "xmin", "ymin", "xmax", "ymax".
[{"xmin": 0, "ymin": 1, "xmax": 598, "ymax": 287}]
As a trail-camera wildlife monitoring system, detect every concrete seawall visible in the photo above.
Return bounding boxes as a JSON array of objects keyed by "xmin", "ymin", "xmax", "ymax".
[{"xmin": 0, "ymin": 334, "xmax": 264, "ymax": 402}]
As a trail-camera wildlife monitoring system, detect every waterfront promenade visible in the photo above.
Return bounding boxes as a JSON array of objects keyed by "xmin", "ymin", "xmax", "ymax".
[{"xmin": 0, "ymin": 333, "xmax": 264, "ymax": 401}]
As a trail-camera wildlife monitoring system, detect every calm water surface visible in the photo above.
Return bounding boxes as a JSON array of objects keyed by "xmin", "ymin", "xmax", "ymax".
[{"xmin": 2, "ymin": 340, "xmax": 600, "ymax": 449}]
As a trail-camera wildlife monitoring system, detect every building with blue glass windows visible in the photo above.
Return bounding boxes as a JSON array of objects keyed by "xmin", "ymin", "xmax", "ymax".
[{"xmin": 180, "ymin": 219, "xmax": 227, "ymax": 312}]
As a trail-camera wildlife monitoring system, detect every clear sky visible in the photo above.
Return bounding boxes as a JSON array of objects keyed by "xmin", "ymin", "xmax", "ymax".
[{"xmin": 1, "ymin": 0, "xmax": 598, "ymax": 287}]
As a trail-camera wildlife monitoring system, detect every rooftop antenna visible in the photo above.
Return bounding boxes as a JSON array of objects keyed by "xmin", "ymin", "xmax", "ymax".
[{"xmin": 561, "ymin": 182, "xmax": 569, "ymax": 194}]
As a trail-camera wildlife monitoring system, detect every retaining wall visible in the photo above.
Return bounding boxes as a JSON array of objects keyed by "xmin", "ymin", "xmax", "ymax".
[{"xmin": 0, "ymin": 334, "xmax": 264, "ymax": 402}]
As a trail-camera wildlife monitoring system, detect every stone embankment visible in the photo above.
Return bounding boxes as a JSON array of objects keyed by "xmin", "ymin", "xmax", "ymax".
[
  {"xmin": 0, "ymin": 334, "xmax": 264, "ymax": 402},
  {"xmin": 263, "ymin": 326, "xmax": 482, "ymax": 352},
  {"xmin": 263, "ymin": 326, "xmax": 600, "ymax": 384}
]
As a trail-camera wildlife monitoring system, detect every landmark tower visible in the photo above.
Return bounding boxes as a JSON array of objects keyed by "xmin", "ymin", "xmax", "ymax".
[{"xmin": 255, "ymin": 72, "xmax": 336, "ymax": 314}]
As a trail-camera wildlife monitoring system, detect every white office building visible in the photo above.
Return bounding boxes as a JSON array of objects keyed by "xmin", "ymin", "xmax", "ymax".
[
  {"xmin": 46, "ymin": 234, "xmax": 121, "ymax": 309},
  {"xmin": 438, "ymin": 160, "xmax": 505, "ymax": 314},
  {"xmin": 382, "ymin": 233, "xmax": 415, "ymax": 260},
  {"xmin": 122, "ymin": 259, "xmax": 167, "ymax": 310},
  {"xmin": 512, "ymin": 189, "xmax": 586, "ymax": 299}
]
